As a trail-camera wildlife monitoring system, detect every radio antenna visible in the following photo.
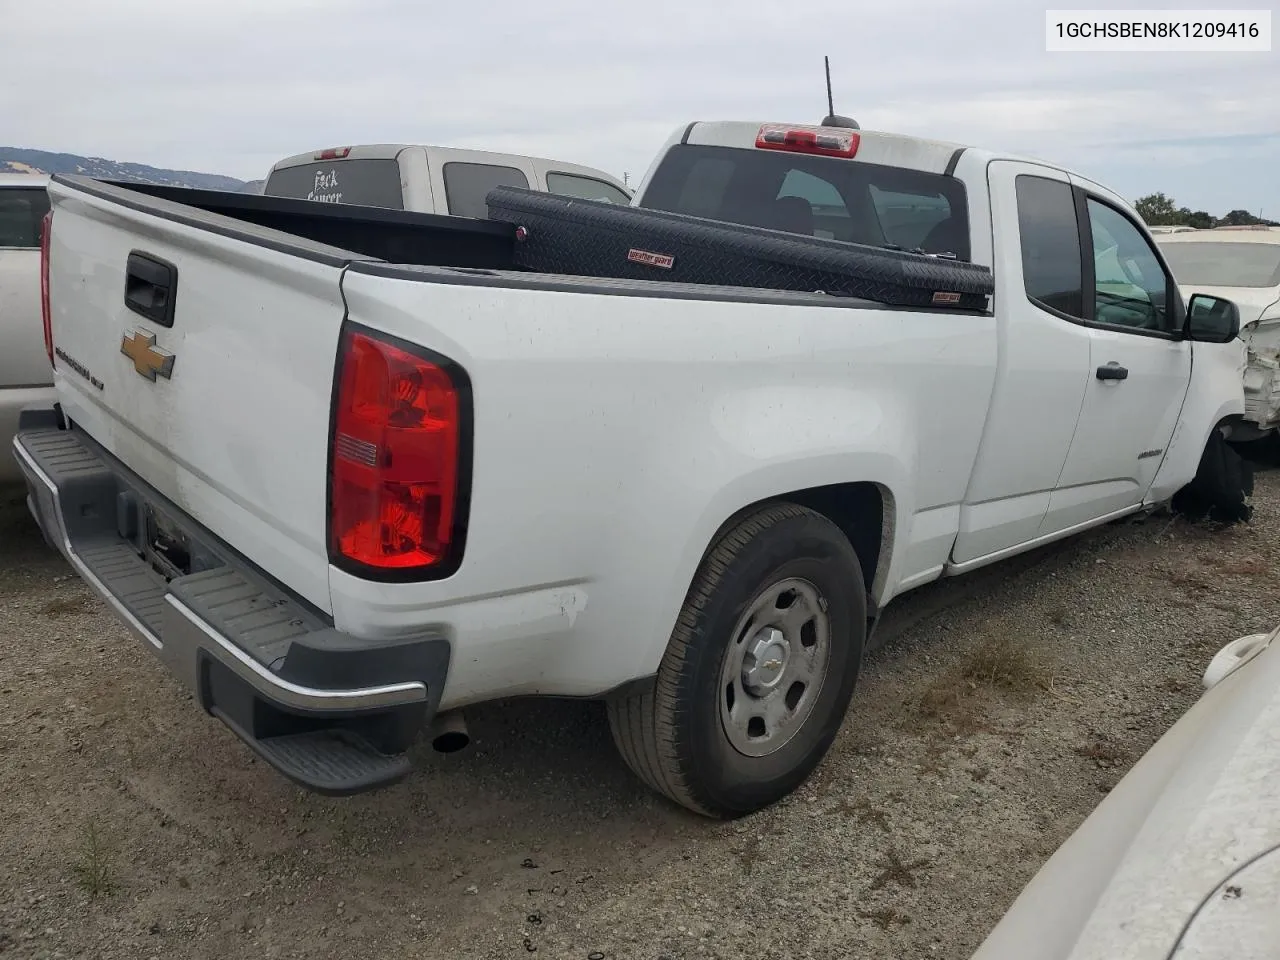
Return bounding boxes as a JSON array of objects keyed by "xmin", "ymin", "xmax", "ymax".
[
  {"xmin": 824, "ymin": 56, "xmax": 835, "ymax": 117},
  {"xmin": 821, "ymin": 57, "xmax": 859, "ymax": 129}
]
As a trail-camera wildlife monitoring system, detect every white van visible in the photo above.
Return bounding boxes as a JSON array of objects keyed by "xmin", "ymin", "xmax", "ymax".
[{"xmin": 262, "ymin": 144, "xmax": 631, "ymax": 216}]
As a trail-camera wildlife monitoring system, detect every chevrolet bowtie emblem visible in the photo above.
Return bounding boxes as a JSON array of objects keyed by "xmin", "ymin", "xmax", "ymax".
[{"xmin": 120, "ymin": 330, "xmax": 175, "ymax": 381}]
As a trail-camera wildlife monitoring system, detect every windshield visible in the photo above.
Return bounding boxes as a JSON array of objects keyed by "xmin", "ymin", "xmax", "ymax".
[
  {"xmin": 638, "ymin": 143, "xmax": 970, "ymax": 260},
  {"xmin": 1158, "ymin": 241, "xmax": 1280, "ymax": 288}
]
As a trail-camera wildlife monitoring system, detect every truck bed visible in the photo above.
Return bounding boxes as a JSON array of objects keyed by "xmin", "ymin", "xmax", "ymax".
[
  {"xmin": 83, "ymin": 179, "xmax": 996, "ymax": 314},
  {"xmin": 82, "ymin": 178, "xmax": 518, "ymax": 270}
]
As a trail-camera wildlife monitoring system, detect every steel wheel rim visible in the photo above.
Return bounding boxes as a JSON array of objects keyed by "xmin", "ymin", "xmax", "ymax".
[{"xmin": 717, "ymin": 576, "xmax": 832, "ymax": 758}]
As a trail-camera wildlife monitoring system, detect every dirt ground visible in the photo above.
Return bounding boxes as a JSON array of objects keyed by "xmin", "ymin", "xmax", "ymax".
[{"xmin": 3, "ymin": 470, "xmax": 1280, "ymax": 960}]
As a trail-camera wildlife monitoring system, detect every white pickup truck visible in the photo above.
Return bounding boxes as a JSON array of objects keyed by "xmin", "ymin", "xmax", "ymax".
[
  {"xmin": 0, "ymin": 174, "xmax": 55, "ymax": 483},
  {"xmin": 14, "ymin": 119, "xmax": 1249, "ymax": 818}
]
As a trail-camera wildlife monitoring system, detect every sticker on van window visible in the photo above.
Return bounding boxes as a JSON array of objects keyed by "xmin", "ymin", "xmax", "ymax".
[{"xmin": 308, "ymin": 169, "xmax": 343, "ymax": 203}]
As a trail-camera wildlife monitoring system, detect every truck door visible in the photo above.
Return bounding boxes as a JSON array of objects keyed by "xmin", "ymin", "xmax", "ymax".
[
  {"xmin": 950, "ymin": 161, "xmax": 1093, "ymax": 565},
  {"xmin": 1039, "ymin": 186, "xmax": 1191, "ymax": 530}
]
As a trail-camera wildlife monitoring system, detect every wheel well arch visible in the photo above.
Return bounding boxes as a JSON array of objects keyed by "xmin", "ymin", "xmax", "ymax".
[{"xmin": 701, "ymin": 481, "xmax": 894, "ymax": 613}]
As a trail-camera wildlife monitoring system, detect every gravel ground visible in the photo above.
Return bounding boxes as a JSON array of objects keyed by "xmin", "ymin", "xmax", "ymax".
[{"xmin": 3, "ymin": 470, "xmax": 1280, "ymax": 960}]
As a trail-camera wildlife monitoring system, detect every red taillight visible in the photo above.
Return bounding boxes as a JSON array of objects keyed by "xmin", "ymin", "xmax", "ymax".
[
  {"xmin": 328, "ymin": 326, "xmax": 469, "ymax": 577},
  {"xmin": 40, "ymin": 209, "xmax": 53, "ymax": 367},
  {"xmin": 315, "ymin": 147, "xmax": 352, "ymax": 160},
  {"xmin": 755, "ymin": 124, "xmax": 859, "ymax": 158}
]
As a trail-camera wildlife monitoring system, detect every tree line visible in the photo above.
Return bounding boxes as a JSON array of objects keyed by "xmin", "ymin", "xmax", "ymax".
[{"xmin": 1135, "ymin": 192, "xmax": 1277, "ymax": 229}]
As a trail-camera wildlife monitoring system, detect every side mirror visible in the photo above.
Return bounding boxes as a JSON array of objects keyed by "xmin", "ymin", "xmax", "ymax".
[{"xmin": 1185, "ymin": 293, "xmax": 1241, "ymax": 343}]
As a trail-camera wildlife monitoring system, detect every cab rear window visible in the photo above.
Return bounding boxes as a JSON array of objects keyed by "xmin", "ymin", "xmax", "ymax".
[
  {"xmin": 264, "ymin": 159, "xmax": 405, "ymax": 210},
  {"xmin": 639, "ymin": 144, "xmax": 970, "ymax": 260}
]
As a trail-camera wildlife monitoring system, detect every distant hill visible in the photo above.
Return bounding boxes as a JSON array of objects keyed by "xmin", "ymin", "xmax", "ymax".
[{"xmin": 0, "ymin": 147, "xmax": 244, "ymax": 192}]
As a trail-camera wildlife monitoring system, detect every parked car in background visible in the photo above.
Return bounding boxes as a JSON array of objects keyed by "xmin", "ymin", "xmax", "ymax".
[
  {"xmin": 1158, "ymin": 227, "xmax": 1280, "ymax": 445},
  {"xmin": 262, "ymin": 144, "xmax": 631, "ymax": 216},
  {"xmin": 0, "ymin": 173, "xmax": 54, "ymax": 484},
  {"xmin": 971, "ymin": 620, "xmax": 1280, "ymax": 960},
  {"xmin": 16, "ymin": 119, "xmax": 1250, "ymax": 817}
]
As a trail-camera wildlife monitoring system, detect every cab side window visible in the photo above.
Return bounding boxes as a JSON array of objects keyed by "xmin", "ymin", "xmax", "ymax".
[
  {"xmin": 1015, "ymin": 175, "xmax": 1084, "ymax": 319},
  {"xmin": 1085, "ymin": 198, "xmax": 1175, "ymax": 333},
  {"xmin": 442, "ymin": 163, "xmax": 530, "ymax": 219}
]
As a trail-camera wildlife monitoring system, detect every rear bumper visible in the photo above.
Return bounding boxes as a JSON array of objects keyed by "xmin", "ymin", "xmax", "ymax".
[{"xmin": 13, "ymin": 407, "xmax": 450, "ymax": 796}]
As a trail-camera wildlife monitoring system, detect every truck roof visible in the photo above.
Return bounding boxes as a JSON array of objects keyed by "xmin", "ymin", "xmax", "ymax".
[
  {"xmin": 0, "ymin": 172, "xmax": 50, "ymax": 188},
  {"xmin": 681, "ymin": 120, "xmax": 1101, "ymax": 185},
  {"xmin": 684, "ymin": 120, "xmax": 968, "ymax": 174}
]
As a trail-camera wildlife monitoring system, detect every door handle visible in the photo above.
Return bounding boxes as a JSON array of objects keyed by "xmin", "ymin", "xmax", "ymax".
[
  {"xmin": 1096, "ymin": 363, "xmax": 1128, "ymax": 381},
  {"xmin": 124, "ymin": 251, "xmax": 178, "ymax": 327}
]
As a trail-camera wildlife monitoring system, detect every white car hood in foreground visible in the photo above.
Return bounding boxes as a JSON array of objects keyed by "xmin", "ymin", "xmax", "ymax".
[
  {"xmin": 1175, "ymin": 845, "xmax": 1280, "ymax": 958},
  {"xmin": 972, "ymin": 626, "xmax": 1280, "ymax": 960}
]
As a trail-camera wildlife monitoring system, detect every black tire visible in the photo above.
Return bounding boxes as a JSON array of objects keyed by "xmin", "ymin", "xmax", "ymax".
[
  {"xmin": 1173, "ymin": 427, "xmax": 1255, "ymax": 524},
  {"xmin": 607, "ymin": 503, "xmax": 866, "ymax": 818}
]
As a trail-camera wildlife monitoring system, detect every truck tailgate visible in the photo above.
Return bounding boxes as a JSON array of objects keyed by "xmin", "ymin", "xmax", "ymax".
[{"xmin": 43, "ymin": 178, "xmax": 355, "ymax": 613}]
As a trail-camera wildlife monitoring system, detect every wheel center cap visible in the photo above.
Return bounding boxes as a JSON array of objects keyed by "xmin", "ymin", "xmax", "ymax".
[{"xmin": 742, "ymin": 627, "xmax": 790, "ymax": 695}]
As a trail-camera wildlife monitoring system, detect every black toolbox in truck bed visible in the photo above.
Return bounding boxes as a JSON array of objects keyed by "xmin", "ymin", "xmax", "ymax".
[{"xmin": 485, "ymin": 185, "xmax": 994, "ymax": 309}]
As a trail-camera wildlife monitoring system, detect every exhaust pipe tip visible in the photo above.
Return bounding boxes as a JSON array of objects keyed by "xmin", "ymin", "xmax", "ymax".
[
  {"xmin": 429, "ymin": 711, "xmax": 470, "ymax": 753},
  {"xmin": 433, "ymin": 730, "xmax": 470, "ymax": 753}
]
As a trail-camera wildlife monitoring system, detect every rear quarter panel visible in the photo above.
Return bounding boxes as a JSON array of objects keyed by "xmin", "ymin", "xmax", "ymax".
[{"xmin": 335, "ymin": 268, "xmax": 998, "ymax": 702}]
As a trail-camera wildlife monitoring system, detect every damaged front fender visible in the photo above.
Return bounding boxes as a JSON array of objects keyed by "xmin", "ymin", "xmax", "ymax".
[{"xmin": 1242, "ymin": 316, "xmax": 1280, "ymax": 432}]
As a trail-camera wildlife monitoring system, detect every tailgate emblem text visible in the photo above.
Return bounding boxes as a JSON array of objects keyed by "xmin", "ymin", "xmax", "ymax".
[{"xmin": 121, "ymin": 330, "xmax": 175, "ymax": 381}]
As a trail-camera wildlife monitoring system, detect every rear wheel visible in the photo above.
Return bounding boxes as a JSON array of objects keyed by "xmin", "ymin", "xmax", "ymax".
[{"xmin": 607, "ymin": 503, "xmax": 866, "ymax": 818}]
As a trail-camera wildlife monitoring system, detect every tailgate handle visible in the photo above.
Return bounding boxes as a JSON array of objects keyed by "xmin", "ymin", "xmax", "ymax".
[{"xmin": 124, "ymin": 252, "xmax": 178, "ymax": 328}]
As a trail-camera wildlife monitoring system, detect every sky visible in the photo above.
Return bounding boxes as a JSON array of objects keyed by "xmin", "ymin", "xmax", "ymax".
[{"xmin": 2, "ymin": 0, "xmax": 1277, "ymax": 216}]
